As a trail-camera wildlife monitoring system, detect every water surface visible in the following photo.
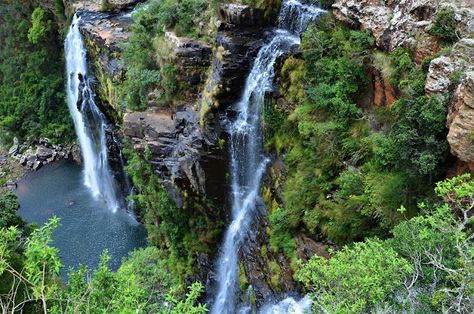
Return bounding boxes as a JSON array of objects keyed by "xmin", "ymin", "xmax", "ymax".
[{"xmin": 17, "ymin": 160, "xmax": 147, "ymax": 277}]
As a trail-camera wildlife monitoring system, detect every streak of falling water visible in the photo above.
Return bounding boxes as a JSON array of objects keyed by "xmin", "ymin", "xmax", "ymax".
[
  {"xmin": 211, "ymin": 1, "xmax": 325, "ymax": 313},
  {"xmin": 65, "ymin": 14, "xmax": 123, "ymax": 212}
]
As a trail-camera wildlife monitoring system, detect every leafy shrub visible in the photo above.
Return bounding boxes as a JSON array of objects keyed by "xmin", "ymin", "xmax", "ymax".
[
  {"xmin": 297, "ymin": 175, "xmax": 474, "ymax": 313},
  {"xmin": 431, "ymin": 8, "xmax": 459, "ymax": 44},
  {"xmin": 0, "ymin": 3, "xmax": 74, "ymax": 144},
  {"xmin": 0, "ymin": 192, "xmax": 24, "ymax": 229},
  {"xmin": 296, "ymin": 239, "xmax": 413, "ymax": 313}
]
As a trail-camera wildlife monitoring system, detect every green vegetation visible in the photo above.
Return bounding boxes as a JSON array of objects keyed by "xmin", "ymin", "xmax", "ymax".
[
  {"xmin": 122, "ymin": 0, "xmax": 213, "ymax": 110},
  {"xmin": 264, "ymin": 15, "xmax": 450, "ymax": 255},
  {"xmin": 0, "ymin": 192, "xmax": 24, "ymax": 229},
  {"xmin": 124, "ymin": 148, "xmax": 223, "ymax": 279},
  {"xmin": 0, "ymin": 1, "xmax": 74, "ymax": 146},
  {"xmin": 296, "ymin": 175, "xmax": 474, "ymax": 313},
  {"xmin": 0, "ymin": 203, "xmax": 208, "ymax": 313},
  {"xmin": 431, "ymin": 8, "xmax": 459, "ymax": 45}
]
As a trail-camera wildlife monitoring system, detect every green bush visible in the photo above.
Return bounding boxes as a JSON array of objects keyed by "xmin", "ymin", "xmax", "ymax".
[
  {"xmin": 296, "ymin": 239, "xmax": 413, "ymax": 313},
  {"xmin": 297, "ymin": 175, "xmax": 474, "ymax": 313},
  {"xmin": 0, "ymin": 192, "xmax": 24, "ymax": 229},
  {"xmin": 431, "ymin": 8, "xmax": 459, "ymax": 44}
]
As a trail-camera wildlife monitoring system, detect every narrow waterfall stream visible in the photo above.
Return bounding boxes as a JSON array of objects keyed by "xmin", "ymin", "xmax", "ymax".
[
  {"xmin": 65, "ymin": 15, "xmax": 123, "ymax": 212},
  {"xmin": 212, "ymin": 1, "xmax": 324, "ymax": 313}
]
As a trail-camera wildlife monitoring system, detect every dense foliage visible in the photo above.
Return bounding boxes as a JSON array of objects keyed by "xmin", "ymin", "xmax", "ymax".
[
  {"xmin": 0, "ymin": 1, "xmax": 74, "ymax": 146},
  {"xmin": 296, "ymin": 175, "xmax": 474, "ymax": 313},
  {"xmin": 0, "ymin": 192, "xmax": 24, "ymax": 229},
  {"xmin": 0, "ymin": 209, "xmax": 208, "ymax": 313},
  {"xmin": 124, "ymin": 149, "xmax": 223, "ymax": 279},
  {"xmin": 264, "ymin": 15, "xmax": 450, "ymax": 256}
]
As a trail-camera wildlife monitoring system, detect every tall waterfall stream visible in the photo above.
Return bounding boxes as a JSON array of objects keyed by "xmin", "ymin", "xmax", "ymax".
[
  {"xmin": 65, "ymin": 14, "xmax": 124, "ymax": 212},
  {"xmin": 211, "ymin": 1, "xmax": 324, "ymax": 313}
]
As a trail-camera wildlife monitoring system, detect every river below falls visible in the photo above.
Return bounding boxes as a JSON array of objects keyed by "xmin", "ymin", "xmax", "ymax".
[{"xmin": 16, "ymin": 160, "xmax": 147, "ymax": 278}]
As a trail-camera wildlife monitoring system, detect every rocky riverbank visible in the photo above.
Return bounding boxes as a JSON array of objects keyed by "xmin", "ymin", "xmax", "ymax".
[{"xmin": 1, "ymin": 138, "xmax": 80, "ymax": 191}]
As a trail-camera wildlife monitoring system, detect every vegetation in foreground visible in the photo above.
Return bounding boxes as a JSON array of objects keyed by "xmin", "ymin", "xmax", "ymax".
[{"xmin": 1, "ymin": 175, "xmax": 472, "ymax": 313}]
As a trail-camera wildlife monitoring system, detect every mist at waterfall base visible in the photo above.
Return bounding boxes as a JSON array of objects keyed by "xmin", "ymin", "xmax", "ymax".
[
  {"xmin": 17, "ymin": 160, "xmax": 147, "ymax": 278},
  {"xmin": 211, "ymin": 1, "xmax": 324, "ymax": 313}
]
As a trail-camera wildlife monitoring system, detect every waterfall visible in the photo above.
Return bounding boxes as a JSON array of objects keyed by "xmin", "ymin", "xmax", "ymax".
[
  {"xmin": 65, "ymin": 15, "xmax": 123, "ymax": 212},
  {"xmin": 211, "ymin": 1, "xmax": 324, "ymax": 313}
]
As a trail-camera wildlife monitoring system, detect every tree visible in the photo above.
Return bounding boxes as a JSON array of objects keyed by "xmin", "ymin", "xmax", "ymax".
[
  {"xmin": 295, "ymin": 239, "xmax": 412, "ymax": 313},
  {"xmin": 28, "ymin": 7, "xmax": 47, "ymax": 44},
  {"xmin": 296, "ymin": 175, "xmax": 474, "ymax": 313}
]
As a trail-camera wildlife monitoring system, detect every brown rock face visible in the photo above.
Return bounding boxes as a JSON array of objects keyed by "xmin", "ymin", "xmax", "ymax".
[
  {"xmin": 295, "ymin": 235, "xmax": 330, "ymax": 261},
  {"xmin": 219, "ymin": 4, "xmax": 266, "ymax": 27},
  {"xmin": 373, "ymin": 68, "xmax": 397, "ymax": 107},
  {"xmin": 332, "ymin": 0, "xmax": 474, "ymax": 53},
  {"xmin": 447, "ymin": 72, "xmax": 474, "ymax": 166}
]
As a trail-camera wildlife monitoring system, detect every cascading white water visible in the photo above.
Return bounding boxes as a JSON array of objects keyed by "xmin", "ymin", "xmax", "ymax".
[
  {"xmin": 211, "ymin": 1, "xmax": 324, "ymax": 313},
  {"xmin": 65, "ymin": 15, "xmax": 122, "ymax": 212}
]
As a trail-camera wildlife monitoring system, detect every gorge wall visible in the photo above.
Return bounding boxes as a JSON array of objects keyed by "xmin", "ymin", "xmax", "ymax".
[{"xmin": 64, "ymin": 0, "xmax": 474, "ymax": 307}]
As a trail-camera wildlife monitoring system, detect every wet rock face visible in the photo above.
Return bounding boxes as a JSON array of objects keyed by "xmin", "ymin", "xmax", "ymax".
[
  {"xmin": 332, "ymin": 0, "xmax": 474, "ymax": 54},
  {"xmin": 123, "ymin": 107, "xmax": 227, "ymax": 206},
  {"xmin": 78, "ymin": 10, "xmax": 130, "ymax": 77},
  {"xmin": 164, "ymin": 32, "xmax": 213, "ymax": 98},
  {"xmin": 219, "ymin": 4, "xmax": 266, "ymax": 27},
  {"xmin": 447, "ymin": 72, "xmax": 474, "ymax": 168},
  {"xmin": 372, "ymin": 67, "xmax": 397, "ymax": 107}
]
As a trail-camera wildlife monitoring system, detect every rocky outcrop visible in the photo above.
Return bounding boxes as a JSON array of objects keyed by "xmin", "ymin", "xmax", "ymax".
[
  {"xmin": 9, "ymin": 138, "xmax": 79, "ymax": 172},
  {"xmin": 447, "ymin": 72, "xmax": 474, "ymax": 169},
  {"xmin": 67, "ymin": 0, "xmax": 144, "ymax": 13},
  {"xmin": 200, "ymin": 5, "xmax": 267, "ymax": 124},
  {"xmin": 219, "ymin": 4, "xmax": 266, "ymax": 27},
  {"xmin": 425, "ymin": 38, "xmax": 474, "ymax": 98},
  {"xmin": 77, "ymin": 10, "xmax": 131, "ymax": 121},
  {"xmin": 164, "ymin": 32, "xmax": 213, "ymax": 99},
  {"xmin": 333, "ymin": 0, "xmax": 474, "ymax": 55},
  {"xmin": 123, "ymin": 107, "xmax": 228, "ymax": 206}
]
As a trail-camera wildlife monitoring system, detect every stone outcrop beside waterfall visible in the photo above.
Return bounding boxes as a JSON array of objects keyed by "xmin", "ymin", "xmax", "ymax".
[
  {"xmin": 76, "ymin": 4, "xmax": 265, "ymax": 208},
  {"xmin": 77, "ymin": 10, "xmax": 131, "ymax": 121}
]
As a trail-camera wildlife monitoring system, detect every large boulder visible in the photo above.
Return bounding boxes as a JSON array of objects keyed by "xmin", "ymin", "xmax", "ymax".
[{"xmin": 447, "ymin": 72, "xmax": 474, "ymax": 168}]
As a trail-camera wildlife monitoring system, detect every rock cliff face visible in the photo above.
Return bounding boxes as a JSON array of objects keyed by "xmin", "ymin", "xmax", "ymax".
[
  {"xmin": 333, "ymin": 0, "xmax": 474, "ymax": 171},
  {"xmin": 71, "ymin": 0, "xmax": 474, "ymax": 305},
  {"xmin": 333, "ymin": 0, "xmax": 473, "ymax": 55},
  {"xmin": 77, "ymin": 10, "xmax": 130, "ymax": 121},
  {"xmin": 67, "ymin": 0, "xmax": 144, "ymax": 13},
  {"xmin": 426, "ymin": 39, "xmax": 474, "ymax": 98},
  {"xmin": 447, "ymin": 72, "xmax": 474, "ymax": 170}
]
